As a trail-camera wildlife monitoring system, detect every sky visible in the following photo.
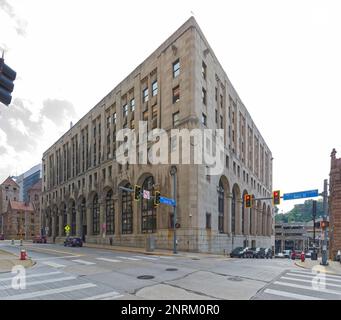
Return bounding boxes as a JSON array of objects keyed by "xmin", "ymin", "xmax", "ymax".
[{"xmin": 0, "ymin": 0, "xmax": 340, "ymax": 213}]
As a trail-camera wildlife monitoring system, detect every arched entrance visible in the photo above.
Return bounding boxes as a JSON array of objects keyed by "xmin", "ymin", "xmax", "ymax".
[
  {"xmin": 122, "ymin": 183, "xmax": 133, "ymax": 234},
  {"xmin": 92, "ymin": 194, "xmax": 100, "ymax": 235},
  {"xmin": 141, "ymin": 176, "xmax": 156, "ymax": 233},
  {"xmin": 106, "ymin": 189, "xmax": 115, "ymax": 235}
]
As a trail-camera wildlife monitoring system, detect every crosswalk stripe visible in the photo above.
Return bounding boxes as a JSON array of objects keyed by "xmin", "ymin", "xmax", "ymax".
[
  {"xmin": 133, "ymin": 255, "xmax": 158, "ymax": 261},
  {"xmin": 157, "ymin": 256, "xmax": 174, "ymax": 259},
  {"xmin": 1, "ymin": 276, "xmax": 76, "ymax": 290},
  {"xmin": 96, "ymin": 258, "xmax": 122, "ymax": 263},
  {"xmin": 0, "ymin": 271, "xmax": 61, "ymax": 282},
  {"xmin": 117, "ymin": 256, "xmax": 140, "ymax": 261},
  {"xmin": 274, "ymin": 281, "xmax": 341, "ymax": 296},
  {"xmin": 2, "ymin": 283, "xmax": 97, "ymax": 300},
  {"xmin": 43, "ymin": 261, "xmax": 66, "ymax": 268},
  {"xmin": 82, "ymin": 291, "xmax": 121, "ymax": 300},
  {"xmin": 280, "ymin": 276, "xmax": 341, "ymax": 289},
  {"xmin": 101, "ymin": 295, "xmax": 124, "ymax": 300},
  {"xmin": 264, "ymin": 288, "xmax": 325, "ymax": 300},
  {"xmin": 286, "ymin": 273, "xmax": 341, "ymax": 283},
  {"xmin": 290, "ymin": 270, "xmax": 341, "ymax": 280},
  {"xmin": 72, "ymin": 259, "xmax": 96, "ymax": 265}
]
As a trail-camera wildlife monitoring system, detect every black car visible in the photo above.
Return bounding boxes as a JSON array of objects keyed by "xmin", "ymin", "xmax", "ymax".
[
  {"xmin": 64, "ymin": 237, "xmax": 83, "ymax": 247},
  {"xmin": 263, "ymin": 248, "xmax": 273, "ymax": 259},
  {"xmin": 251, "ymin": 248, "xmax": 266, "ymax": 258},
  {"xmin": 230, "ymin": 247, "xmax": 252, "ymax": 258}
]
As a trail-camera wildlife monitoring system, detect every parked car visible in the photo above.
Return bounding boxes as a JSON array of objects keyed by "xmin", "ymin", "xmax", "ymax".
[
  {"xmin": 64, "ymin": 237, "xmax": 83, "ymax": 247},
  {"xmin": 33, "ymin": 235, "xmax": 47, "ymax": 243},
  {"xmin": 230, "ymin": 247, "xmax": 251, "ymax": 258},
  {"xmin": 0, "ymin": 234, "xmax": 4, "ymax": 240},
  {"xmin": 263, "ymin": 248, "xmax": 273, "ymax": 259},
  {"xmin": 275, "ymin": 252, "xmax": 285, "ymax": 258},
  {"xmin": 251, "ymin": 247, "xmax": 264, "ymax": 258},
  {"xmin": 283, "ymin": 250, "xmax": 292, "ymax": 258},
  {"xmin": 305, "ymin": 251, "xmax": 313, "ymax": 259}
]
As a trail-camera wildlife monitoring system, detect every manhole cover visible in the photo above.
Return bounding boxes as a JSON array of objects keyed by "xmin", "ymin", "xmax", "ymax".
[
  {"xmin": 166, "ymin": 268, "xmax": 178, "ymax": 271},
  {"xmin": 137, "ymin": 275, "xmax": 155, "ymax": 280},
  {"xmin": 227, "ymin": 277, "xmax": 243, "ymax": 282}
]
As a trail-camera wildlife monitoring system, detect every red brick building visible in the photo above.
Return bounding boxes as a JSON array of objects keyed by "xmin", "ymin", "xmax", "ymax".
[{"xmin": 329, "ymin": 148, "xmax": 341, "ymax": 259}]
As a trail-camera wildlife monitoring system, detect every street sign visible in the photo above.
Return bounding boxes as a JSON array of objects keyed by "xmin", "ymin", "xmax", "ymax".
[
  {"xmin": 160, "ymin": 196, "xmax": 176, "ymax": 207},
  {"xmin": 143, "ymin": 190, "xmax": 150, "ymax": 200},
  {"xmin": 65, "ymin": 225, "xmax": 70, "ymax": 232},
  {"xmin": 283, "ymin": 189, "xmax": 319, "ymax": 201}
]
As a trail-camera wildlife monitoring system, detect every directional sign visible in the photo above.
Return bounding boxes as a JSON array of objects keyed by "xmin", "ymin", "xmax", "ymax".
[
  {"xmin": 64, "ymin": 225, "xmax": 70, "ymax": 232},
  {"xmin": 143, "ymin": 190, "xmax": 150, "ymax": 200},
  {"xmin": 160, "ymin": 196, "xmax": 176, "ymax": 207},
  {"xmin": 283, "ymin": 189, "xmax": 319, "ymax": 201}
]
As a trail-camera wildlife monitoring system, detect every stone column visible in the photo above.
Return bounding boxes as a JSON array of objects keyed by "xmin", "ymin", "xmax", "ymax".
[
  {"xmin": 237, "ymin": 199, "xmax": 243, "ymax": 235},
  {"xmin": 226, "ymin": 193, "xmax": 232, "ymax": 234},
  {"xmin": 245, "ymin": 207, "xmax": 250, "ymax": 236},
  {"xmin": 52, "ymin": 215, "xmax": 56, "ymax": 238},
  {"xmin": 67, "ymin": 206, "xmax": 71, "ymax": 229},
  {"xmin": 86, "ymin": 205, "xmax": 92, "ymax": 237},
  {"xmin": 100, "ymin": 201, "xmax": 106, "ymax": 240},
  {"xmin": 114, "ymin": 199, "xmax": 120, "ymax": 236},
  {"xmin": 58, "ymin": 215, "xmax": 63, "ymax": 237},
  {"xmin": 76, "ymin": 207, "xmax": 81, "ymax": 237}
]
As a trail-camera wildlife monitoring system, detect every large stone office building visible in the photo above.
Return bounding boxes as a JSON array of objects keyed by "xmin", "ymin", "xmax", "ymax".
[{"xmin": 41, "ymin": 17, "xmax": 274, "ymax": 253}]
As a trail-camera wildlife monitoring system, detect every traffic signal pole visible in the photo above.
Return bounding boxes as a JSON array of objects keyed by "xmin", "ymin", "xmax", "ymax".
[{"xmin": 321, "ymin": 179, "xmax": 329, "ymax": 266}]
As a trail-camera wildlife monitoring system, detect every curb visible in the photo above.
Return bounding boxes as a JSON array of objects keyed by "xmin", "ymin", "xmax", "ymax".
[{"xmin": 294, "ymin": 261, "xmax": 341, "ymax": 276}]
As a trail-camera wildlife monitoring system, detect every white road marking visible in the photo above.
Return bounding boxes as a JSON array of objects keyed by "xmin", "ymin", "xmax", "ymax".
[
  {"xmin": 286, "ymin": 273, "xmax": 341, "ymax": 283},
  {"xmin": 117, "ymin": 256, "xmax": 141, "ymax": 261},
  {"xmin": 101, "ymin": 295, "xmax": 124, "ymax": 300},
  {"xmin": 156, "ymin": 256, "xmax": 174, "ymax": 259},
  {"xmin": 274, "ymin": 281, "xmax": 341, "ymax": 296},
  {"xmin": 1, "ymin": 276, "xmax": 76, "ymax": 290},
  {"xmin": 289, "ymin": 270, "xmax": 341, "ymax": 280},
  {"xmin": 72, "ymin": 259, "xmax": 96, "ymax": 265},
  {"xmin": 264, "ymin": 288, "xmax": 325, "ymax": 300},
  {"xmin": 2, "ymin": 283, "xmax": 97, "ymax": 300},
  {"xmin": 280, "ymin": 276, "xmax": 341, "ymax": 288},
  {"xmin": 96, "ymin": 258, "xmax": 122, "ymax": 263},
  {"xmin": 42, "ymin": 261, "xmax": 66, "ymax": 268},
  {"xmin": 133, "ymin": 255, "xmax": 158, "ymax": 261},
  {"xmin": 82, "ymin": 291, "xmax": 121, "ymax": 300},
  {"xmin": 0, "ymin": 271, "xmax": 61, "ymax": 282},
  {"xmin": 34, "ymin": 255, "xmax": 83, "ymax": 260}
]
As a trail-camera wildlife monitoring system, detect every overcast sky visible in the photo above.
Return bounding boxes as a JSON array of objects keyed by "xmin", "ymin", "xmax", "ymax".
[{"xmin": 1, "ymin": 0, "xmax": 340, "ymax": 213}]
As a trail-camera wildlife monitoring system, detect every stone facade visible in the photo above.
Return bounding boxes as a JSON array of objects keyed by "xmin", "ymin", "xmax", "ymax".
[
  {"xmin": 41, "ymin": 17, "xmax": 274, "ymax": 254},
  {"xmin": 0, "ymin": 177, "xmax": 20, "ymax": 235},
  {"xmin": 329, "ymin": 148, "xmax": 341, "ymax": 259}
]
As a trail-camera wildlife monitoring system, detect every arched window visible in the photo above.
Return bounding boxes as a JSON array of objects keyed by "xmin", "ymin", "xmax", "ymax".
[
  {"xmin": 71, "ymin": 201, "xmax": 76, "ymax": 236},
  {"xmin": 218, "ymin": 180, "xmax": 224, "ymax": 233},
  {"xmin": 62, "ymin": 203, "xmax": 67, "ymax": 236},
  {"xmin": 231, "ymin": 189, "xmax": 236, "ymax": 234},
  {"xmin": 80, "ymin": 198, "xmax": 86, "ymax": 238},
  {"xmin": 141, "ymin": 176, "xmax": 156, "ymax": 233},
  {"xmin": 106, "ymin": 190, "xmax": 114, "ymax": 235},
  {"xmin": 92, "ymin": 195, "xmax": 100, "ymax": 235},
  {"xmin": 122, "ymin": 183, "xmax": 133, "ymax": 234}
]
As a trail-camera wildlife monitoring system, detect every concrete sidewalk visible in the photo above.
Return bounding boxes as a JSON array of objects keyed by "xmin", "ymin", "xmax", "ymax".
[
  {"xmin": 0, "ymin": 249, "xmax": 34, "ymax": 273},
  {"xmin": 295, "ymin": 258, "xmax": 341, "ymax": 275},
  {"xmin": 82, "ymin": 242, "xmax": 227, "ymax": 259}
]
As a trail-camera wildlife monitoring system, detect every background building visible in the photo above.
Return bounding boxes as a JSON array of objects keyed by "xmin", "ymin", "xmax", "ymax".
[
  {"xmin": 0, "ymin": 177, "xmax": 20, "ymax": 235},
  {"xmin": 42, "ymin": 17, "xmax": 274, "ymax": 254},
  {"xmin": 27, "ymin": 179, "xmax": 42, "ymax": 237},
  {"xmin": 14, "ymin": 164, "xmax": 41, "ymax": 203},
  {"xmin": 275, "ymin": 222, "xmax": 309, "ymax": 253}
]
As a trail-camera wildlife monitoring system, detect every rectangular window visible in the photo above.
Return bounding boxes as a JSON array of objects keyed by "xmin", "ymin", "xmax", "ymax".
[
  {"xmin": 130, "ymin": 98, "xmax": 135, "ymax": 112},
  {"xmin": 220, "ymin": 115, "xmax": 223, "ymax": 129},
  {"xmin": 172, "ymin": 85, "xmax": 180, "ymax": 103},
  {"xmin": 173, "ymin": 59, "xmax": 180, "ymax": 78},
  {"xmin": 202, "ymin": 61, "xmax": 207, "ymax": 79},
  {"xmin": 215, "ymin": 87, "xmax": 218, "ymax": 101},
  {"xmin": 123, "ymin": 104, "xmax": 128, "ymax": 117},
  {"xmin": 152, "ymin": 81, "xmax": 158, "ymax": 96},
  {"xmin": 206, "ymin": 213, "xmax": 211, "ymax": 229},
  {"xmin": 106, "ymin": 115, "xmax": 111, "ymax": 128},
  {"xmin": 226, "ymin": 155, "xmax": 229, "ymax": 169},
  {"xmin": 108, "ymin": 166, "xmax": 112, "ymax": 177},
  {"xmin": 220, "ymin": 94, "xmax": 223, "ymax": 108},
  {"xmin": 113, "ymin": 112, "xmax": 117, "ymax": 124},
  {"xmin": 202, "ymin": 88, "xmax": 207, "ymax": 105},
  {"xmin": 173, "ymin": 112, "xmax": 179, "ymax": 127},
  {"xmin": 143, "ymin": 87, "xmax": 149, "ymax": 103},
  {"xmin": 215, "ymin": 109, "xmax": 218, "ymax": 123},
  {"xmin": 202, "ymin": 113, "xmax": 207, "ymax": 126}
]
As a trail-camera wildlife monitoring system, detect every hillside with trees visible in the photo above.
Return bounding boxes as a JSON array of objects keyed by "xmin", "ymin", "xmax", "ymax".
[{"xmin": 275, "ymin": 199, "xmax": 324, "ymax": 223}]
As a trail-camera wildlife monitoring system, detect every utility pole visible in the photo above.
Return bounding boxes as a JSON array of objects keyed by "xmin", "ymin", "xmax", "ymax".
[
  {"xmin": 170, "ymin": 166, "xmax": 177, "ymax": 254},
  {"xmin": 321, "ymin": 179, "xmax": 329, "ymax": 266},
  {"xmin": 312, "ymin": 200, "xmax": 317, "ymax": 247}
]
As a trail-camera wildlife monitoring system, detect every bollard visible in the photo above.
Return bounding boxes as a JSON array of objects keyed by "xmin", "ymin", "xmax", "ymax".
[
  {"xmin": 20, "ymin": 249, "xmax": 27, "ymax": 260},
  {"xmin": 20, "ymin": 239, "xmax": 23, "ymax": 246},
  {"xmin": 11, "ymin": 239, "xmax": 14, "ymax": 245}
]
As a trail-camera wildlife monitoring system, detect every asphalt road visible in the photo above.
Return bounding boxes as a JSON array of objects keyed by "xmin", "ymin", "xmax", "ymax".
[{"xmin": 1, "ymin": 241, "xmax": 337, "ymax": 300}]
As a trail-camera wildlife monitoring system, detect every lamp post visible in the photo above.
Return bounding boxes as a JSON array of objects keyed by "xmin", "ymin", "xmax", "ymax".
[{"xmin": 170, "ymin": 166, "xmax": 177, "ymax": 254}]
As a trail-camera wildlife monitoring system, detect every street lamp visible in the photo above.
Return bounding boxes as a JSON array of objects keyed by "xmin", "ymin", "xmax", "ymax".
[{"xmin": 170, "ymin": 166, "xmax": 177, "ymax": 254}]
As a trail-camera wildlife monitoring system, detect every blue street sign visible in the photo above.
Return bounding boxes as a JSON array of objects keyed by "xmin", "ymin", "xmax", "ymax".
[
  {"xmin": 283, "ymin": 189, "xmax": 319, "ymax": 201},
  {"xmin": 160, "ymin": 196, "xmax": 176, "ymax": 207}
]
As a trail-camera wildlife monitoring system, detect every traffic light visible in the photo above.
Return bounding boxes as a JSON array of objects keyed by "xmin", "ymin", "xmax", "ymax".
[
  {"xmin": 273, "ymin": 190, "xmax": 280, "ymax": 205},
  {"xmin": 154, "ymin": 191, "xmax": 161, "ymax": 207},
  {"xmin": 244, "ymin": 194, "xmax": 252, "ymax": 208},
  {"xmin": 0, "ymin": 57, "xmax": 16, "ymax": 106},
  {"xmin": 134, "ymin": 185, "xmax": 141, "ymax": 201}
]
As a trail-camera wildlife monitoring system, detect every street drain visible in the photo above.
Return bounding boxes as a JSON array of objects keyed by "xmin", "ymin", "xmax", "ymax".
[
  {"xmin": 137, "ymin": 275, "xmax": 155, "ymax": 280},
  {"xmin": 166, "ymin": 268, "xmax": 178, "ymax": 271},
  {"xmin": 227, "ymin": 277, "xmax": 243, "ymax": 282}
]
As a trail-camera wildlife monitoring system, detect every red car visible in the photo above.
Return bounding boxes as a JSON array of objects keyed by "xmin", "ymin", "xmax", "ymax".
[
  {"xmin": 291, "ymin": 251, "xmax": 302, "ymax": 260},
  {"xmin": 33, "ymin": 236, "xmax": 47, "ymax": 243}
]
